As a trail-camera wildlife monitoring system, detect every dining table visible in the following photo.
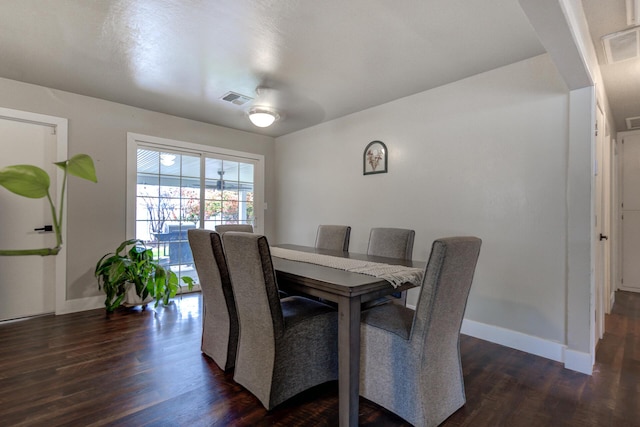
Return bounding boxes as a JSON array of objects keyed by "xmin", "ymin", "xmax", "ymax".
[{"xmin": 271, "ymin": 244, "xmax": 425, "ymax": 427}]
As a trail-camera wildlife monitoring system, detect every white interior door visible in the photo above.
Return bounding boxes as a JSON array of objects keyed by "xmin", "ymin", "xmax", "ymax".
[
  {"xmin": 621, "ymin": 133, "xmax": 640, "ymax": 292},
  {"xmin": 0, "ymin": 116, "xmax": 58, "ymax": 321},
  {"xmin": 603, "ymin": 129, "xmax": 612, "ymax": 314},
  {"xmin": 594, "ymin": 105, "xmax": 605, "ymax": 340}
]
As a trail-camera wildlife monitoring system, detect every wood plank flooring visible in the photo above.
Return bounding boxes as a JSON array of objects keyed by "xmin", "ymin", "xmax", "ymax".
[{"xmin": 1, "ymin": 291, "xmax": 639, "ymax": 426}]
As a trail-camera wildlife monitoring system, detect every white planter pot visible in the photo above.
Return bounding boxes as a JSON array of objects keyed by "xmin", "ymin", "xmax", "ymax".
[{"xmin": 123, "ymin": 284, "xmax": 154, "ymax": 307}]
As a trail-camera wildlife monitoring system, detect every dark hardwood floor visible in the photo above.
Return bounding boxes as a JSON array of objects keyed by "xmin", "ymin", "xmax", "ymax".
[{"xmin": 1, "ymin": 291, "xmax": 639, "ymax": 426}]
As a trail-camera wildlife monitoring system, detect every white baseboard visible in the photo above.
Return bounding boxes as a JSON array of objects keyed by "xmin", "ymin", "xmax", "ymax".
[
  {"xmin": 459, "ymin": 318, "xmax": 593, "ymax": 375},
  {"xmin": 618, "ymin": 285, "xmax": 640, "ymax": 293},
  {"xmin": 563, "ymin": 348, "xmax": 593, "ymax": 374},
  {"xmin": 610, "ymin": 291, "xmax": 615, "ymax": 311},
  {"xmin": 56, "ymin": 295, "xmax": 103, "ymax": 315},
  {"xmin": 54, "ymin": 286, "xmax": 202, "ymax": 316},
  {"xmin": 461, "ymin": 318, "xmax": 564, "ymax": 362}
]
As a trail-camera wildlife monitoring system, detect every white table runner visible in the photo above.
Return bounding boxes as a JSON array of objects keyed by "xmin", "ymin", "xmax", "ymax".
[{"xmin": 270, "ymin": 247, "xmax": 424, "ymax": 288}]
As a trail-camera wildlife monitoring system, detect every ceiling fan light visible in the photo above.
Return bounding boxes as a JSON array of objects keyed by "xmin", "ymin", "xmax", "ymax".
[
  {"xmin": 248, "ymin": 107, "xmax": 280, "ymax": 127},
  {"xmin": 160, "ymin": 153, "xmax": 176, "ymax": 166}
]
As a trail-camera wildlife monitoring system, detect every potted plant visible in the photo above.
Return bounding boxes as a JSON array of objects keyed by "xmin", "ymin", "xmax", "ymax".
[{"xmin": 95, "ymin": 238, "xmax": 194, "ymax": 313}]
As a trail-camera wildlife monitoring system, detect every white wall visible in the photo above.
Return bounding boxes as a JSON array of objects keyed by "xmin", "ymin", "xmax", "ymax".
[
  {"xmin": 274, "ymin": 54, "xmax": 578, "ymax": 351},
  {"xmin": 0, "ymin": 77, "xmax": 275, "ymax": 302}
]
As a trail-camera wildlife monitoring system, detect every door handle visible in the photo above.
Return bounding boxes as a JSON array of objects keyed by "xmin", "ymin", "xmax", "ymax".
[
  {"xmin": 599, "ymin": 233, "xmax": 608, "ymax": 241},
  {"xmin": 34, "ymin": 225, "xmax": 53, "ymax": 232}
]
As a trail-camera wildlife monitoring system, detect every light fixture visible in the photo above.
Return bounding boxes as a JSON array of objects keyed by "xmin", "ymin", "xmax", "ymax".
[
  {"xmin": 248, "ymin": 106, "xmax": 280, "ymax": 128},
  {"xmin": 217, "ymin": 170, "xmax": 225, "ymax": 190},
  {"xmin": 160, "ymin": 154, "xmax": 175, "ymax": 166}
]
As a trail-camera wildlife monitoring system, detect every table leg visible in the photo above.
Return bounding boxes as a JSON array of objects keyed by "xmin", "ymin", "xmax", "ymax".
[{"xmin": 338, "ymin": 294, "xmax": 361, "ymax": 427}]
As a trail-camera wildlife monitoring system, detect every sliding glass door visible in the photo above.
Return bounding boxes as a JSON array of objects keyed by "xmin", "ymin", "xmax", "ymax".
[{"xmin": 128, "ymin": 133, "xmax": 262, "ymax": 287}]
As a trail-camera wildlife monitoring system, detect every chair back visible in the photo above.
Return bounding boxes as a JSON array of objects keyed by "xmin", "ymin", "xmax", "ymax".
[
  {"xmin": 223, "ymin": 231, "xmax": 285, "ymax": 344},
  {"xmin": 315, "ymin": 225, "xmax": 351, "ymax": 251},
  {"xmin": 412, "ymin": 237, "xmax": 481, "ymax": 347},
  {"xmin": 224, "ymin": 232, "xmax": 339, "ymax": 410},
  {"xmin": 187, "ymin": 229, "xmax": 238, "ymax": 370},
  {"xmin": 215, "ymin": 224, "xmax": 254, "ymax": 234},
  {"xmin": 367, "ymin": 227, "xmax": 415, "ymax": 259}
]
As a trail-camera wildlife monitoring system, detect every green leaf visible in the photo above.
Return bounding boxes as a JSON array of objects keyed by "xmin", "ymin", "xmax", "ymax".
[
  {"xmin": 55, "ymin": 154, "xmax": 97, "ymax": 183},
  {"xmin": 145, "ymin": 276, "xmax": 155, "ymax": 297},
  {"xmin": 116, "ymin": 239, "xmax": 142, "ymax": 255},
  {"xmin": 0, "ymin": 165, "xmax": 50, "ymax": 198},
  {"xmin": 181, "ymin": 276, "xmax": 195, "ymax": 291},
  {"xmin": 106, "ymin": 293, "xmax": 126, "ymax": 313}
]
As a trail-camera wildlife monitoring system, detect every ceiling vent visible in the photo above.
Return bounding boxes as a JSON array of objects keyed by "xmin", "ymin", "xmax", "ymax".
[
  {"xmin": 602, "ymin": 27, "xmax": 640, "ymax": 63},
  {"xmin": 626, "ymin": 116, "xmax": 640, "ymax": 130},
  {"xmin": 219, "ymin": 91, "xmax": 253, "ymax": 106}
]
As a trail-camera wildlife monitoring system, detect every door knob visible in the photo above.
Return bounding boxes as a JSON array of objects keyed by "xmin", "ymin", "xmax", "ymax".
[
  {"xmin": 599, "ymin": 233, "xmax": 608, "ymax": 241},
  {"xmin": 34, "ymin": 225, "xmax": 53, "ymax": 232}
]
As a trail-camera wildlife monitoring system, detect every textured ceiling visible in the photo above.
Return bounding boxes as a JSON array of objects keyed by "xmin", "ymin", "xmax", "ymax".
[
  {"xmin": 0, "ymin": 0, "xmax": 547, "ymax": 137},
  {"xmin": 582, "ymin": 0, "xmax": 640, "ymax": 132}
]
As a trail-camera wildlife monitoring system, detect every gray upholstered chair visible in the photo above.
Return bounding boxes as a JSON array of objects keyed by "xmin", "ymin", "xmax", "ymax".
[
  {"xmin": 315, "ymin": 224, "xmax": 351, "ymax": 252},
  {"xmin": 366, "ymin": 227, "xmax": 416, "ymax": 306},
  {"xmin": 367, "ymin": 227, "xmax": 415, "ymax": 259},
  {"xmin": 222, "ymin": 232, "xmax": 339, "ymax": 410},
  {"xmin": 359, "ymin": 237, "xmax": 482, "ymax": 427},
  {"xmin": 215, "ymin": 224, "xmax": 253, "ymax": 234},
  {"xmin": 187, "ymin": 229, "xmax": 238, "ymax": 371}
]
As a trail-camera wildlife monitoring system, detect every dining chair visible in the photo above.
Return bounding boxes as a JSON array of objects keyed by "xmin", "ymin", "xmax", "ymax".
[
  {"xmin": 187, "ymin": 229, "xmax": 238, "ymax": 371},
  {"xmin": 367, "ymin": 227, "xmax": 415, "ymax": 259},
  {"xmin": 315, "ymin": 224, "xmax": 351, "ymax": 252},
  {"xmin": 222, "ymin": 232, "xmax": 339, "ymax": 410},
  {"xmin": 366, "ymin": 227, "xmax": 416, "ymax": 306},
  {"xmin": 359, "ymin": 236, "xmax": 482, "ymax": 427},
  {"xmin": 215, "ymin": 224, "xmax": 254, "ymax": 234}
]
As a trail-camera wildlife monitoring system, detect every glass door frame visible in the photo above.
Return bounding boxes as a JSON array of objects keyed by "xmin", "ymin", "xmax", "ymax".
[{"xmin": 126, "ymin": 132, "xmax": 265, "ymax": 287}]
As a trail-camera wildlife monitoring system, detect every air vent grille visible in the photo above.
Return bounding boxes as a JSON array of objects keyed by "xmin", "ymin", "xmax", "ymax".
[
  {"xmin": 219, "ymin": 91, "xmax": 253, "ymax": 106},
  {"xmin": 602, "ymin": 27, "xmax": 640, "ymax": 64},
  {"xmin": 626, "ymin": 116, "xmax": 640, "ymax": 130}
]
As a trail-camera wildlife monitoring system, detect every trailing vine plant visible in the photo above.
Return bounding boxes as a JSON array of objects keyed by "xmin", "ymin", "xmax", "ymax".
[{"xmin": 0, "ymin": 154, "xmax": 97, "ymax": 256}]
